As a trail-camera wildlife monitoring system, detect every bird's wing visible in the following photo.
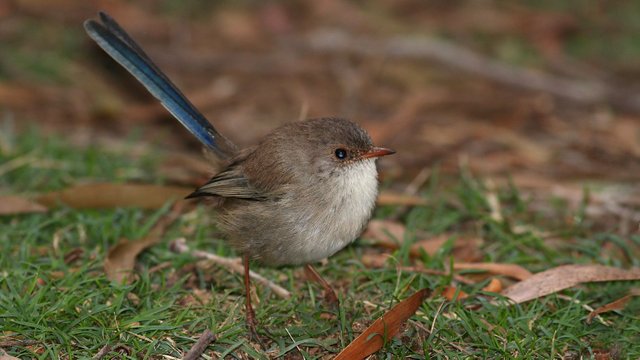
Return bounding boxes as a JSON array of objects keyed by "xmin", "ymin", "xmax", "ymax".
[{"xmin": 186, "ymin": 165, "xmax": 268, "ymax": 200}]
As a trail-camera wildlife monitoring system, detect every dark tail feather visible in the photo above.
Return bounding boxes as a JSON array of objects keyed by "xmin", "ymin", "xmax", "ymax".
[
  {"xmin": 184, "ymin": 190, "xmax": 213, "ymax": 199},
  {"xmin": 84, "ymin": 12, "xmax": 237, "ymax": 160}
]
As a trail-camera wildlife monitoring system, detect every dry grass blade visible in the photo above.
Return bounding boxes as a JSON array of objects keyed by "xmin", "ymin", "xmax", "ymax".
[
  {"xmin": 169, "ymin": 238, "xmax": 291, "ymax": 299},
  {"xmin": 104, "ymin": 204, "xmax": 182, "ymax": 283},
  {"xmin": 334, "ymin": 288, "xmax": 430, "ymax": 360},
  {"xmin": 586, "ymin": 293, "xmax": 636, "ymax": 324},
  {"xmin": 453, "ymin": 262, "xmax": 533, "ymax": 281},
  {"xmin": 502, "ymin": 265, "xmax": 640, "ymax": 304},
  {"xmin": 0, "ymin": 195, "xmax": 47, "ymax": 215},
  {"xmin": 36, "ymin": 183, "xmax": 192, "ymax": 210}
]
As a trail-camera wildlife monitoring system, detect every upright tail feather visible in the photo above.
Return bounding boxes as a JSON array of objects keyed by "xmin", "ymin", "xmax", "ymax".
[{"xmin": 84, "ymin": 12, "xmax": 237, "ymax": 160}]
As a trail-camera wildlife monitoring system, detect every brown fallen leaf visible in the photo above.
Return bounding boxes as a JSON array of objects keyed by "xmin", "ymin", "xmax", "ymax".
[
  {"xmin": 104, "ymin": 204, "xmax": 182, "ymax": 283},
  {"xmin": 586, "ymin": 293, "xmax": 637, "ymax": 324},
  {"xmin": 364, "ymin": 219, "xmax": 405, "ymax": 248},
  {"xmin": 334, "ymin": 288, "xmax": 430, "ymax": 360},
  {"xmin": 453, "ymin": 262, "xmax": 533, "ymax": 281},
  {"xmin": 482, "ymin": 278, "xmax": 503, "ymax": 293},
  {"xmin": 502, "ymin": 265, "xmax": 640, "ymax": 304},
  {"xmin": 442, "ymin": 286, "xmax": 468, "ymax": 301},
  {"xmin": 411, "ymin": 236, "xmax": 450, "ymax": 257},
  {"xmin": 361, "ymin": 252, "xmax": 393, "ymax": 268},
  {"xmin": 377, "ymin": 191, "xmax": 428, "ymax": 206},
  {"xmin": 0, "ymin": 195, "xmax": 47, "ymax": 215},
  {"xmin": 36, "ymin": 183, "xmax": 192, "ymax": 210}
]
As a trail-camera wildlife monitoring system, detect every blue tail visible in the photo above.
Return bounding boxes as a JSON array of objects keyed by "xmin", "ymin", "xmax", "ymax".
[{"xmin": 84, "ymin": 12, "xmax": 237, "ymax": 160}]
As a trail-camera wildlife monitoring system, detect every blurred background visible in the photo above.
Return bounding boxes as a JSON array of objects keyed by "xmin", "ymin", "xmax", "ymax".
[{"xmin": 1, "ymin": 0, "xmax": 639, "ymax": 200}]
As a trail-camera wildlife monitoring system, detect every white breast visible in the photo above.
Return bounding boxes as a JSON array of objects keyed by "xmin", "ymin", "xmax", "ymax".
[{"xmin": 290, "ymin": 158, "xmax": 379, "ymax": 263}]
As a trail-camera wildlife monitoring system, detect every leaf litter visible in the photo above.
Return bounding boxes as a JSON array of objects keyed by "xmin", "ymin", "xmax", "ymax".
[
  {"xmin": 362, "ymin": 219, "xmax": 640, "ymax": 318},
  {"xmin": 104, "ymin": 203, "xmax": 183, "ymax": 283},
  {"xmin": 0, "ymin": 185, "xmax": 430, "ymax": 217},
  {"xmin": 501, "ymin": 264, "xmax": 640, "ymax": 304},
  {"xmin": 36, "ymin": 183, "xmax": 192, "ymax": 210},
  {"xmin": 0, "ymin": 195, "xmax": 47, "ymax": 215},
  {"xmin": 335, "ymin": 288, "xmax": 430, "ymax": 360},
  {"xmin": 585, "ymin": 290, "xmax": 639, "ymax": 324}
]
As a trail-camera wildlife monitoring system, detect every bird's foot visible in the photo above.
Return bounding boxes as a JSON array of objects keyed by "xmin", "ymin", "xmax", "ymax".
[
  {"xmin": 245, "ymin": 309, "xmax": 265, "ymax": 347},
  {"xmin": 322, "ymin": 286, "xmax": 340, "ymax": 309}
]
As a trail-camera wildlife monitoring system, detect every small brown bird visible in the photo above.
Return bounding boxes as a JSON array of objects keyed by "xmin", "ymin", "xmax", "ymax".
[{"xmin": 84, "ymin": 12, "xmax": 395, "ymax": 338}]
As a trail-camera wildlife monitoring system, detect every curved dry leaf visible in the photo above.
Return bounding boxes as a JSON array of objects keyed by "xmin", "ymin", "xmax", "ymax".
[
  {"xmin": 36, "ymin": 183, "xmax": 192, "ymax": 210},
  {"xmin": 453, "ymin": 262, "xmax": 532, "ymax": 281},
  {"xmin": 586, "ymin": 294, "xmax": 635, "ymax": 324},
  {"xmin": 104, "ymin": 206, "xmax": 181, "ymax": 283},
  {"xmin": 335, "ymin": 288, "xmax": 430, "ymax": 360},
  {"xmin": 502, "ymin": 265, "xmax": 640, "ymax": 304},
  {"xmin": 443, "ymin": 286, "xmax": 468, "ymax": 301},
  {"xmin": 482, "ymin": 278, "xmax": 502, "ymax": 293},
  {"xmin": 0, "ymin": 195, "xmax": 47, "ymax": 215}
]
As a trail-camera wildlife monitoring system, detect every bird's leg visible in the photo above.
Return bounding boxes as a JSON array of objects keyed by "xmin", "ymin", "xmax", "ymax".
[
  {"xmin": 304, "ymin": 264, "xmax": 339, "ymax": 307},
  {"xmin": 243, "ymin": 255, "xmax": 260, "ymax": 341}
]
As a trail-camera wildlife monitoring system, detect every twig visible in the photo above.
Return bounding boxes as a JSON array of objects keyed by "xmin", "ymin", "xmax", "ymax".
[
  {"xmin": 169, "ymin": 238, "xmax": 291, "ymax": 299},
  {"xmin": 182, "ymin": 329, "xmax": 216, "ymax": 360},
  {"xmin": 298, "ymin": 29, "xmax": 640, "ymax": 113},
  {"xmin": 556, "ymin": 294, "xmax": 610, "ymax": 326},
  {"xmin": 485, "ymin": 179, "xmax": 503, "ymax": 222},
  {"xmin": 92, "ymin": 344, "xmax": 111, "ymax": 360}
]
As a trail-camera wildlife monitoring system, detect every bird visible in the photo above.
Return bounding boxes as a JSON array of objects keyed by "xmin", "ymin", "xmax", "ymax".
[{"xmin": 84, "ymin": 11, "xmax": 395, "ymax": 339}]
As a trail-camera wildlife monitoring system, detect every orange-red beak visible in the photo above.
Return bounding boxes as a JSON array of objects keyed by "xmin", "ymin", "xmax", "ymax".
[{"xmin": 362, "ymin": 147, "xmax": 396, "ymax": 159}]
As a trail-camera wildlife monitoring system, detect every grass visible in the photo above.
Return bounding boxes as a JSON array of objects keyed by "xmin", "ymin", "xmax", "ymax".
[{"xmin": 1, "ymin": 129, "xmax": 640, "ymax": 359}]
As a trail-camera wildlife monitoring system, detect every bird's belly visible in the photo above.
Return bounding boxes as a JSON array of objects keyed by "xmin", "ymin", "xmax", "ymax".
[
  {"xmin": 263, "ymin": 159, "xmax": 379, "ymax": 266},
  {"xmin": 288, "ymin": 201, "xmax": 371, "ymax": 264}
]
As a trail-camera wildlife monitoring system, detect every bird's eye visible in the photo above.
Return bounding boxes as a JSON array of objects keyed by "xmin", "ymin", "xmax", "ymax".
[{"xmin": 334, "ymin": 148, "xmax": 348, "ymax": 160}]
